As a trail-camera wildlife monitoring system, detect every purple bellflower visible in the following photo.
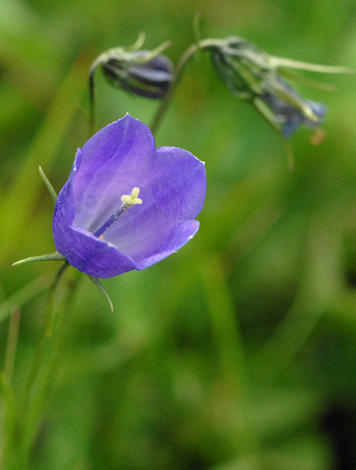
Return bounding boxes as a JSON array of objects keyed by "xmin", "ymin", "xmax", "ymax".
[{"xmin": 52, "ymin": 115, "xmax": 206, "ymax": 278}]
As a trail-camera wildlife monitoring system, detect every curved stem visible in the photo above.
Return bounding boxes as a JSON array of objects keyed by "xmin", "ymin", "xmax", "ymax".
[{"xmin": 150, "ymin": 43, "xmax": 199, "ymax": 135}]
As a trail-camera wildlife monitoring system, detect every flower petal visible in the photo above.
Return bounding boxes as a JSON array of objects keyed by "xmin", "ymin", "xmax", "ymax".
[
  {"xmin": 73, "ymin": 114, "xmax": 155, "ymax": 231},
  {"xmin": 135, "ymin": 219, "xmax": 200, "ymax": 270},
  {"xmin": 102, "ymin": 146, "xmax": 206, "ymax": 261},
  {"xmin": 63, "ymin": 227, "xmax": 137, "ymax": 278},
  {"xmin": 53, "ymin": 150, "xmax": 137, "ymax": 278}
]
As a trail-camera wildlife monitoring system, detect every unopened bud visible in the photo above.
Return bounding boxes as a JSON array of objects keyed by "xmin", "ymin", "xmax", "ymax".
[
  {"xmin": 101, "ymin": 50, "xmax": 173, "ymax": 98},
  {"xmin": 201, "ymin": 37, "xmax": 331, "ymax": 138},
  {"xmin": 91, "ymin": 37, "xmax": 174, "ymax": 99}
]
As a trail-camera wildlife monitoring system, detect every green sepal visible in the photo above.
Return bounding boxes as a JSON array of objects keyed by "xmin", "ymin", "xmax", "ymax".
[
  {"xmin": 278, "ymin": 68, "xmax": 337, "ymax": 92},
  {"xmin": 87, "ymin": 275, "xmax": 114, "ymax": 312},
  {"xmin": 12, "ymin": 252, "xmax": 65, "ymax": 266},
  {"xmin": 39, "ymin": 166, "xmax": 58, "ymax": 203},
  {"xmin": 269, "ymin": 56, "xmax": 356, "ymax": 75}
]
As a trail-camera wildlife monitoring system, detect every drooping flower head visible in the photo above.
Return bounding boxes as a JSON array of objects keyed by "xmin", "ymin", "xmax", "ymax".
[
  {"xmin": 202, "ymin": 37, "xmax": 328, "ymax": 138},
  {"xmin": 52, "ymin": 115, "xmax": 206, "ymax": 278}
]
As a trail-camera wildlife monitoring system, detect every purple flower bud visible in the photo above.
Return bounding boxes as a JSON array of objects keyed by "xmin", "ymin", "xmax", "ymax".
[
  {"xmin": 52, "ymin": 115, "xmax": 206, "ymax": 278},
  {"xmin": 101, "ymin": 50, "xmax": 174, "ymax": 99}
]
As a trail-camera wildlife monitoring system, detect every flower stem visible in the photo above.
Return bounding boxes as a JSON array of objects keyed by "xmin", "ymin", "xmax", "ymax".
[
  {"xmin": 10, "ymin": 261, "xmax": 70, "ymax": 468},
  {"xmin": 150, "ymin": 42, "xmax": 199, "ymax": 135},
  {"xmin": 0, "ymin": 311, "xmax": 20, "ymax": 469},
  {"xmin": 3, "ymin": 309, "xmax": 21, "ymax": 384},
  {"xmin": 0, "ymin": 371, "xmax": 16, "ymax": 470},
  {"xmin": 23, "ymin": 263, "xmax": 68, "ymax": 393},
  {"xmin": 88, "ymin": 57, "xmax": 102, "ymax": 136}
]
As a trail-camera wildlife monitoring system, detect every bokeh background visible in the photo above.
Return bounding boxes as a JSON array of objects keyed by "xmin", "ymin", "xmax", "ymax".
[{"xmin": 1, "ymin": 0, "xmax": 356, "ymax": 468}]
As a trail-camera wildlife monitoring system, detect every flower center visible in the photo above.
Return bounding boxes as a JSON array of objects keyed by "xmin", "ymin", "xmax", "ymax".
[{"xmin": 94, "ymin": 187, "xmax": 142, "ymax": 239}]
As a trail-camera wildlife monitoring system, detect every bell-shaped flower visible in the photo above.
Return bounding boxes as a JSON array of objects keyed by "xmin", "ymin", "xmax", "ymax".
[{"xmin": 52, "ymin": 114, "xmax": 206, "ymax": 278}]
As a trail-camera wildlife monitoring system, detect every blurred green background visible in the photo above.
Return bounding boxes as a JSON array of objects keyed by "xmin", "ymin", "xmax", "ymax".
[{"xmin": 1, "ymin": 0, "xmax": 356, "ymax": 468}]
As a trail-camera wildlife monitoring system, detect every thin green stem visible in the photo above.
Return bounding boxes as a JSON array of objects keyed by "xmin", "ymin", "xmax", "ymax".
[
  {"xmin": 0, "ymin": 309, "xmax": 21, "ymax": 469},
  {"xmin": 19, "ymin": 269, "xmax": 77, "ymax": 469},
  {"xmin": 150, "ymin": 43, "xmax": 199, "ymax": 135},
  {"xmin": 1, "ymin": 310, "xmax": 21, "ymax": 470},
  {"xmin": 22, "ymin": 262, "xmax": 68, "ymax": 403},
  {"xmin": 88, "ymin": 57, "xmax": 101, "ymax": 136},
  {"xmin": 0, "ymin": 372, "xmax": 17, "ymax": 469},
  {"xmin": 149, "ymin": 37, "xmax": 244, "ymax": 135},
  {"xmin": 11, "ymin": 261, "xmax": 69, "ymax": 468},
  {"xmin": 3, "ymin": 309, "xmax": 21, "ymax": 384}
]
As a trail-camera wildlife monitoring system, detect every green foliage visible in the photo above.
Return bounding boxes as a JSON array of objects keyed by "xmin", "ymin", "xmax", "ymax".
[{"xmin": 1, "ymin": 0, "xmax": 356, "ymax": 468}]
